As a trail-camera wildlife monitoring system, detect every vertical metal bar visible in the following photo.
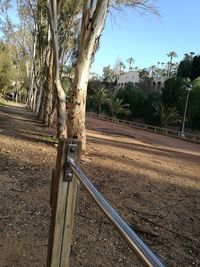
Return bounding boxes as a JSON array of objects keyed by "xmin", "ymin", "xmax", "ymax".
[{"xmin": 181, "ymin": 90, "xmax": 190, "ymax": 137}]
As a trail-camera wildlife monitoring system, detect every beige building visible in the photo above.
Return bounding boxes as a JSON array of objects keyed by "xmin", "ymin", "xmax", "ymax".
[
  {"xmin": 116, "ymin": 71, "xmax": 140, "ymax": 88},
  {"xmin": 152, "ymin": 76, "xmax": 166, "ymax": 92},
  {"xmin": 116, "ymin": 70, "xmax": 166, "ymax": 93}
]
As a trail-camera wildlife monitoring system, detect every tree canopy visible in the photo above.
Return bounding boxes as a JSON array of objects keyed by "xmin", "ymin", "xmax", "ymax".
[{"xmin": 1, "ymin": 0, "xmax": 200, "ymax": 145}]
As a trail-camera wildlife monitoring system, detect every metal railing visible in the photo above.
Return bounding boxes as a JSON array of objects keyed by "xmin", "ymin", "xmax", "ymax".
[
  {"xmin": 47, "ymin": 140, "xmax": 165, "ymax": 267},
  {"xmin": 67, "ymin": 144, "xmax": 165, "ymax": 267},
  {"xmin": 87, "ymin": 112, "xmax": 200, "ymax": 144}
]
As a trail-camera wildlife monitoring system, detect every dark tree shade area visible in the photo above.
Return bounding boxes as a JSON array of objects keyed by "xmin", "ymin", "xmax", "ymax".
[
  {"xmin": 187, "ymin": 78, "xmax": 200, "ymax": 130},
  {"xmin": 191, "ymin": 56, "xmax": 200, "ymax": 81},
  {"xmin": 86, "ymin": 60, "xmax": 200, "ymax": 131},
  {"xmin": 177, "ymin": 55, "xmax": 200, "ymax": 81},
  {"xmin": 116, "ymin": 83, "xmax": 145, "ymax": 120},
  {"xmin": 162, "ymin": 77, "xmax": 186, "ymax": 114}
]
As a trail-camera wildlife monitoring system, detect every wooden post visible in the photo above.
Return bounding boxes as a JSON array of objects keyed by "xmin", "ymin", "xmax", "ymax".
[
  {"xmin": 50, "ymin": 168, "xmax": 56, "ymax": 208},
  {"xmin": 47, "ymin": 139, "xmax": 81, "ymax": 267}
]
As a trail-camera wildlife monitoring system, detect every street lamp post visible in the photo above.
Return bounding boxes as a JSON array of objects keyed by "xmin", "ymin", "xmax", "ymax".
[{"xmin": 180, "ymin": 83, "xmax": 192, "ymax": 138}]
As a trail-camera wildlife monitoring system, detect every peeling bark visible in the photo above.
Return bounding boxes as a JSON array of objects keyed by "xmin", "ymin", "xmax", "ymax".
[
  {"xmin": 27, "ymin": 28, "xmax": 37, "ymax": 109},
  {"xmin": 32, "ymin": 87, "xmax": 37, "ymax": 112},
  {"xmin": 55, "ymin": 77, "xmax": 67, "ymax": 137},
  {"xmin": 38, "ymin": 84, "xmax": 46, "ymax": 120},
  {"xmin": 47, "ymin": 0, "xmax": 67, "ymax": 138},
  {"xmin": 44, "ymin": 46, "xmax": 53, "ymax": 126},
  {"xmin": 48, "ymin": 96, "xmax": 57, "ymax": 127},
  {"xmin": 67, "ymin": 0, "xmax": 109, "ymax": 151},
  {"xmin": 36, "ymin": 81, "xmax": 44, "ymax": 114},
  {"xmin": 67, "ymin": 57, "xmax": 90, "ymax": 150}
]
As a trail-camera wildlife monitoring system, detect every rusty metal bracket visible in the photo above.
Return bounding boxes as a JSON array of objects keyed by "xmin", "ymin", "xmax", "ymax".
[{"xmin": 63, "ymin": 143, "xmax": 77, "ymax": 182}]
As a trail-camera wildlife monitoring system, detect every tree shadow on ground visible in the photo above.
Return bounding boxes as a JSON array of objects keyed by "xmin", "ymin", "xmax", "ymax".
[
  {"xmin": 0, "ymin": 105, "xmax": 57, "ymax": 146},
  {"xmin": 1, "ymin": 103, "xmax": 200, "ymax": 266},
  {"xmin": 76, "ymin": 159, "xmax": 200, "ymax": 267},
  {"xmin": 88, "ymin": 149, "xmax": 200, "ymax": 184}
]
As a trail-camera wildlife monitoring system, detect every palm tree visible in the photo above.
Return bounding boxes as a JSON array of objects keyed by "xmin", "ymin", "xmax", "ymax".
[
  {"xmin": 91, "ymin": 87, "xmax": 110, "ymax": 116},
  {"xmin": 190, "ymin": 51, "xmax": 195, "ymax": 57},
  {"xmin": 153, "ymin": 102, "xmax": 181, "ymax": 127},
  {"xmin": 167, "ymin": 51, "xmax": 178, "ymax": 77},
  {"xmin": 119, "ymin": 61, "xmax": 126, "ymax": 73},
  {"xmin": 109, "ymin": 98, "xmax": 131, "ymax": 118},
  {"xmin": 127, "ymin": 57, "xmax": 135, "ymax": 71}
]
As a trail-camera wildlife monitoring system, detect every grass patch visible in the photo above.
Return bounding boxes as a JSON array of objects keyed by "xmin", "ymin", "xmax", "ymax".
[
  {"xmin": 0, "ymin": 97, "xmax": 8, "ymax": 106},
  {"xmin": 43, "ymin": 135, "xmax": 58, "ymax": 144}
]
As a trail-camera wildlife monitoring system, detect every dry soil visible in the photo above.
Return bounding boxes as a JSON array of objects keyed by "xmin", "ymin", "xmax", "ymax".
[{"xmin": 0, "ymin": 101, "xmax": 200, "ymax": 267}]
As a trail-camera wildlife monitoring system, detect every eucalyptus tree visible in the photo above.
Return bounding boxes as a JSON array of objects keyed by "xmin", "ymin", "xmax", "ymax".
[
  {"xmin": 0, "ymin": 0, "xmax": 34, "ymax": 101},
  {"xmin": 67, "ymin": 0, "xmax": 158, "ymax": 151},
  {"xmin": 47, "ymin": 0, "xmax": 66, "ymax": 137},
  {"xmin": 0, "ymin": 42, "xmax": 14, "ymax": 94},
  {"xmin": 47, "ymin": 0, "xmax": 81, "ymax": 137},
  {"xmin": 22, "ymin": 0, "xmax": 48, "ymax": 112}
]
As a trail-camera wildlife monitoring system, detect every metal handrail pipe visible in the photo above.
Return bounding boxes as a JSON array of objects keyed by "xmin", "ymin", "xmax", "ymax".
[{"xmin": 68, "ymin": 159, "xmax": 165, "ymax": 267}]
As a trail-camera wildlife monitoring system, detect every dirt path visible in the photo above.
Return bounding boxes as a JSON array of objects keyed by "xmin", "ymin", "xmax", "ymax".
[{"xmin": 0, "ymin": 101, "xmax": 200, "ymax": 267}]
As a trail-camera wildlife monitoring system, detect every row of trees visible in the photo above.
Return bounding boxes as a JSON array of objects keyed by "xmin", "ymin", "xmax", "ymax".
[
  {"xmin": 0, "ymin": 0, "xmax": 158, "ymax": 150},
  {"xmin": 87, "ymin": 81, "xmax": 178, "ymax": 127},
  {"xmin": 177, "ymin": 53, "xmax": 200, "ymax": 81},
  {"xmin": 101, "ymin": 50, "xmax": 179, "ymax": 83},
  {"xmin": 87, "ymin": 59, "xmax": 200, "ymax": 130},
  {"xmin": 87, "ymin": 86, "xmax": 131, "ymax": 117},
  {"xmin": 0, "ymin": 43, "xmax": 14, "ymax": 94}
]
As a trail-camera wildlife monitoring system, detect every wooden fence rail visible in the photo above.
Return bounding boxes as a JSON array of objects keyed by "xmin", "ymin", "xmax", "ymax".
[{"xmin": 87, "ymin": 112, "xmax": 200, "ymax": 144}]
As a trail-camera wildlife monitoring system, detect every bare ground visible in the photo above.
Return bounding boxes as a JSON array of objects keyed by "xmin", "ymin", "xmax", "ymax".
[{"xmin": 0, "ymin": 101, "xmax": 200, "ymax": 267}]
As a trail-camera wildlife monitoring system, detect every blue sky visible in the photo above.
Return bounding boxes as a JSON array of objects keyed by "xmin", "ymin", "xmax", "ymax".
[{"xmin": 92, "ymin": 0, "xmax": 200, "ymax": 75}]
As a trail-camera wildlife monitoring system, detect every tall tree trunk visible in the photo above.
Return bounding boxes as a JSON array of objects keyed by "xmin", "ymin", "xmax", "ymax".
[
  {"xmin": 67, "ymin": 0, "xmax": 109, "ymax": 151},
  {"xmin": 48, "ymin": 0, "xmax": 67, "ymax": 138},
  {"xmin": 27, "ymin": 29, "xmax": 37, "ymax": 109},
  {"xmin": 55, "ymin": 76, "xmax": 67, "ymax": 137},
  {"xmin": 38, "ymin": 85, "xmax": 46, "ymax": 120},
  {"xmin": 32, "ymin": 86, "xmax": 38, "ymax": 112},
  {"xmin": 67, "ymin": 57, "xmax": 90, "ymax": 149},
  {"xmin": 36, "ymin": 81, "xmax": 44, "ymax": 114},
  {"xmin": 48, "ymin": 86, "xmax": 57, "ymax": 127},
  {"xmin": 44, "ymin": 46, "xmax": 53, "ymax": 125}
]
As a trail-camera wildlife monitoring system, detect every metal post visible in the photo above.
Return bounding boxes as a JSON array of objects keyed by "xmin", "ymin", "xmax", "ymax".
[
  {"xmin": 180, "ymin": 84, "xmax": 192, "ymax": 138},
  {"xmin": 47, "ymin": 139, "xmax": 81, "ymax": 267}
]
